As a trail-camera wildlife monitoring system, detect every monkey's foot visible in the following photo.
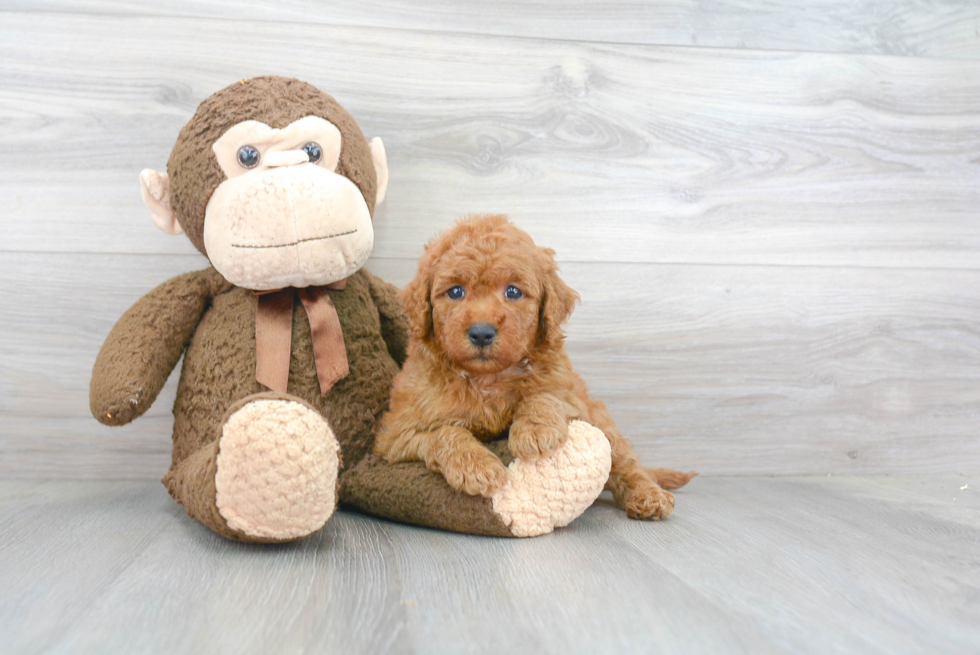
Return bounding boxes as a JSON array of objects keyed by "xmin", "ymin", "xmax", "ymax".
[
  {"xmin": 214, "ymin": 395, "xmax": 340, "ymax": 540},
  {"xmin": 491, "ymin": 420, "xmax": 611, "ymax": 537}
]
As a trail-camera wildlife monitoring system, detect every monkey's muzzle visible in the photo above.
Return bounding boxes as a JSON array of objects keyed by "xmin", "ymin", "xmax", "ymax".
[{"xmin": 204, "ymin": 165, "xmax": 375, "ymax": 290}]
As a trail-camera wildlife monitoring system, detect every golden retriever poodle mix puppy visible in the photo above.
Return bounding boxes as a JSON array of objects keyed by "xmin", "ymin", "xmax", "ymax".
[{"xmin": 375, "ymin": 214, "xmax": 695, "ymax": 520}]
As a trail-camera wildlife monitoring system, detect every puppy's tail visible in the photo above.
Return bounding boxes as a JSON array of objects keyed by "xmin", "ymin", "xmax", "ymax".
[{"xmin": 646, "ymin": 468, "xmax": 698, "ymax": 490}]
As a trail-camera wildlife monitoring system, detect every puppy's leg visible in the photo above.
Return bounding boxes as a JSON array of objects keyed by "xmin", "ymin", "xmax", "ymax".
[
  {"xmin": 431, "ymin": 426, "xmax": 510, "ymax": 496},
  {"xmin": 380, "ymin": 424, "xmax": 508, "ymax": 497},
  {"xmin": 586, "ymin": 399, "xmax": 677, "ymax": 520},
  {"xmin": 510, "ymin": 392, "xmax": 577, "ymax": 461}
]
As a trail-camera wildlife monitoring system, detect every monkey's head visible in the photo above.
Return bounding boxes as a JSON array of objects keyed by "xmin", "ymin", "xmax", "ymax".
[{"xmin": 139, "ymin": 76, "xmax": 388, "ymax": 290}]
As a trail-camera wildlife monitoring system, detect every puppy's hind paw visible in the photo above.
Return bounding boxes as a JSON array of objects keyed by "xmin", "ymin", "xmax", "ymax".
[{"xmin": 625, "ymin": 485, "xmax": 675, "ymax": 521}]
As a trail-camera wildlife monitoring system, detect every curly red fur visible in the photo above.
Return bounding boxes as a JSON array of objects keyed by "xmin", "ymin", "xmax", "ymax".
[{"xmin": 376, "ymin": 214, "xmax": 695, "ymax": 518}]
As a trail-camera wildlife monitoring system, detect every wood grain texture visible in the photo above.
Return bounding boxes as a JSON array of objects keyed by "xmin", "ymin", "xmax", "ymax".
[
  {"xmin": 0, "ymin": 480, "xmax": 178, "ymax": 651},
  {"xmin": 4, "ymin": 1, "xmax": 980, "ymax": 59},
  {"xmin": 4, "ymin": 252, "xmax": 979, "ymax": 478},
  {"xmin": 1, "ymin": 476, "xmax": 977, "ymax": 654},
  {"xmin": 1, "ymin": 13, "xmax": 980, "ymax": 268},
  {"xmin": 587, "ymin": 475, "xmax": 980, "ymax": 654},
  {"xmin": 1, "ymin": 7, "xmax": 978, "ymax": 480}
]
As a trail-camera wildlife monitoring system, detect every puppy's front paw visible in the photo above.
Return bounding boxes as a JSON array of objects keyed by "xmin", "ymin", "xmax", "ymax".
[
  {"xmin": 440, "ymin": 446, "xmax": 508, "ymax": 497},
  {"xmin": 509, "ymin": 418, "xmax": 568, "ymax": 461},
  {"xmin": 625, "ymin": 483, "xmax": 675, "ymax": 521}
]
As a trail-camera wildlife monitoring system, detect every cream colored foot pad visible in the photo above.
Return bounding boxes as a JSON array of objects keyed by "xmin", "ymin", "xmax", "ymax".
[
  {"xmin": 492, "ymin": 420, "xmax": 612, "ymax": 537},
  {"xmin": 215, "ymin": 399, "xmax": 340, "ymax": 540}
]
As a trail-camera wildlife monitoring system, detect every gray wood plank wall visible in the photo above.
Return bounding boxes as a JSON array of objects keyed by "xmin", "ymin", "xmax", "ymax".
[{"xmin": 1, "ymin": 2, "xmax": 979, "ymax": 478}]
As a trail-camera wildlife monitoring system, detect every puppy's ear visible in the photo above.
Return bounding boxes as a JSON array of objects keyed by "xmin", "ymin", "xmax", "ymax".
[
  {"xmin": 537, "ymin": 247, "xmax": 579, "ymax": 345},
  {"xmin": 399, "ymin": 251, "xmax": 436, "ymax": 341}
]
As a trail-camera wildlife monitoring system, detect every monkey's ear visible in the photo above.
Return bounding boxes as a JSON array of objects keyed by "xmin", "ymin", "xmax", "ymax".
[
  {"xmin": 369, "ymin": 137, "xmax": 389, "ymax": 205},
  {"xmin": 139, "ymin": 169, "xmax": 183, "ymax": 235}
]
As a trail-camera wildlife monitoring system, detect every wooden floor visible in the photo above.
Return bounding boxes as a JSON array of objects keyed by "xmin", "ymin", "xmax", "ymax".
[{"xmin": 1, "ymin": 475, "xmax": 977, "ymax": 654}]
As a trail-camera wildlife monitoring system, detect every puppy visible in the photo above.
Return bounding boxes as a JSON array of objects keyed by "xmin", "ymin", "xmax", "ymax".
[{"xmin": 375, "ymin": 214, "xmax": 695, "ymax": 520}]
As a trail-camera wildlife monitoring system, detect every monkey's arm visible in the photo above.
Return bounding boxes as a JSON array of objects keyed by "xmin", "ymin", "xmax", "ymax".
[
  {"xmin": 91, "ymin": 268, "xmax": 226, "ymax": 426},
  {"xmin": 362, "ymin": 268, "xmax": 410, "ymax": 366}
]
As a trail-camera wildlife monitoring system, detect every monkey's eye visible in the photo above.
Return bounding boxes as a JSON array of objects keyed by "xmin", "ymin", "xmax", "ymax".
[
  {"xmin": 237, "ymin": 145, "xmax": 260, "ymax": 169},
  {"xmin": 446, "ymin": 286, "xmax": 465, "ymax": 301},
  {"xmin": 303, "ymin": 142, "xmax": 322, "ymax": 163},
  {"xmin": 505, "ymin": 285, "xmax": 524, "ymax": 300}
]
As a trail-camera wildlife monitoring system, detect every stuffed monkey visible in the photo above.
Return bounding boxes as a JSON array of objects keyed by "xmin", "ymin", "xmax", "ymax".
[{"xmin": 91, "ymin": 76, "xmax": 612, "ymax": 542}]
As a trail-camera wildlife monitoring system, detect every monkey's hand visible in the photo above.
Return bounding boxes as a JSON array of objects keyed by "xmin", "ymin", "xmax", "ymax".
[{"xmin": 91, "ymin": 268, "xmax": 224, "ymax": 426}]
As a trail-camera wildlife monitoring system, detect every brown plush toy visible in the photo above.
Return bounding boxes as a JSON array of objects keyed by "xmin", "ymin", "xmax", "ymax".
[{"xmin": 91, "ymin": 76, "xmax": 612, "ymax": 542}]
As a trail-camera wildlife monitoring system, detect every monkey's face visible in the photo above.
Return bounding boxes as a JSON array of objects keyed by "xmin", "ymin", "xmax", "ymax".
[
  {"xmin": 202, "ymin": 116, "xmax": 374, "ymax": 290},
  {"xmin": 140, "ymin": 78, "xmax": 389, "ymax": 289}
]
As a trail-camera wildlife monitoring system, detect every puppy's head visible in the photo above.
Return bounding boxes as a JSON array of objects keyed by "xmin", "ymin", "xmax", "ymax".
[{"xmin": 400, "ymin": 214, "xmax": 579, "ymax": 374}]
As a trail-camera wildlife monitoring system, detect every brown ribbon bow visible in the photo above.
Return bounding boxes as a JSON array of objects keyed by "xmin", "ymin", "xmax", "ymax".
[{"xmin": 254, "ymin": 279, "xmax": 349, "ymax": 396}]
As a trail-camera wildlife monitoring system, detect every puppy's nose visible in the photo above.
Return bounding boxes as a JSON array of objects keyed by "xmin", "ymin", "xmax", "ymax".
[{"xmin": 468, "ymin": 323, "xmax": 497, "ymax": 347}]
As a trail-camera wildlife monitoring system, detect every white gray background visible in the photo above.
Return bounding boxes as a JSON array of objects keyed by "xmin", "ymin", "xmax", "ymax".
[{"xmin": 1, "ymin": 3, "xmax": 978, "ymax": 653}]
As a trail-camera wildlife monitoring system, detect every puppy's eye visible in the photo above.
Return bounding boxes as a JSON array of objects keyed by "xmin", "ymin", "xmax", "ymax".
[
  {"xmin": 237, "ymin": 145, "xmax": 261, "ymax": 169},
  {"xmin": 446, "ymin": 286, "xmax": 465, "ymax": 300},
  {"xmin": 505, "ymin": 285, "xmax": 524, "ymax": 300}
]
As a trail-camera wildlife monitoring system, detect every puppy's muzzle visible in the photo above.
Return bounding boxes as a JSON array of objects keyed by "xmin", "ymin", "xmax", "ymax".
[{"xmin": 468, "ymin": 323, "xmax": 497, "ymax": 347}]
